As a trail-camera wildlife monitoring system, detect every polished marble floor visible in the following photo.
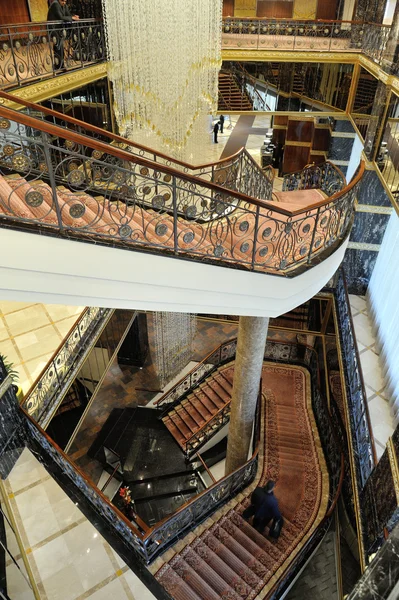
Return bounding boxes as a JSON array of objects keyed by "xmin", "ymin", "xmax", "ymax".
[
  {"xmin": 348, "ymin": 294, "xmax": 396, "ymax": 460},
  {"xmin": 0, "ymin": 302, "xmax": 84, "ymax": 396},
  {"xmin": 5, "ymin": 448, "xmax": 156, "ymax": 600}
]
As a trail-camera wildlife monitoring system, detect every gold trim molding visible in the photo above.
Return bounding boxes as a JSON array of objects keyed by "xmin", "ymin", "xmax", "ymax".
[{"xmin": 0, "ymin": 64, "xmax": 107, "ymax": 110}]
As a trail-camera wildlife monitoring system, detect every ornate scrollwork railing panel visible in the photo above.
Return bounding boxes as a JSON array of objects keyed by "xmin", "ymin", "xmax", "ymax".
[
  {"xmin": 22, "ymin": 307, "xmax": 110, "ymax": 423},
  {"xmin": 0, "ymin": 19, "xmax": 104, "ymax": 89},
  {"xmin": 0, "ymin": 110, "xmax": 362, "ymax": 277}
]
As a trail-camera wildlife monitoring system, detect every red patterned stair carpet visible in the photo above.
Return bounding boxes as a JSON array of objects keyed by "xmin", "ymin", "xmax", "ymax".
[
  {"xmin": 153, "ymin": 364, "xmax": 328, "ymax": 600},
  {"xmin": 0, "ymin": 174, "xmax": 331, "ymax": 273}
]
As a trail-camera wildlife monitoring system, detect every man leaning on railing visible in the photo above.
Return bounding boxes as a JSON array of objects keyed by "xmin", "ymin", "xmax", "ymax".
[{"xmin": 47, "ymin": 0, "xmax": 79, "ymax": 70}]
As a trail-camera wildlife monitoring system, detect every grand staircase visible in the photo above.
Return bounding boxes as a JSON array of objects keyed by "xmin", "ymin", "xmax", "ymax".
[
  {"xmin": 153, "ymin": 363, "xmax": 329, "ymax": 600},
  {"xmin": 218, "ymin": 71, "xmax": 253, "ymax": 111},
  {"xmin": 162, "ymin": 363, "xmax": 234, "ymax": 453}
]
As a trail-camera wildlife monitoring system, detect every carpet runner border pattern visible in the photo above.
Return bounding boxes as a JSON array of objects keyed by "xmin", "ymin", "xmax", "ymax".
[{"xmin": 150, "ymin": 363, "xmax": 330, "ymax": 600}]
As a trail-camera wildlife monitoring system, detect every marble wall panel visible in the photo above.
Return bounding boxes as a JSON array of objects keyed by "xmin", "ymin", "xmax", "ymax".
[
  {"xmin": 350, "ymin": 211, "xmax": 391, "ymax": 245},
  {"xmin": 342, "ymin": 249, "xmax": 379, "ymax": 295},
  {"xmin": 347, "ymin": 521, "xmax": 399, "ymax": 599},
  {"xmin": 334, "ymin": 120, "xmax": 355, "ymax": 134},
  {"xmin": 357, "ymin": 170, "xmax": 392, "ymax": 207},
  {"xmin": 329, "ymin": 136, "xmax": 355, "ymax": 161}
]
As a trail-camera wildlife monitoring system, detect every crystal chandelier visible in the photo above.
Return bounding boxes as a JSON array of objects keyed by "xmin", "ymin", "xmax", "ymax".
[
  {"xmin": 102, "ymin": 0, "xmax": 222, "ymax": 160},
  {"xmin": 153, "ymin": 312, "xmax": 196, "ymax": 389}
]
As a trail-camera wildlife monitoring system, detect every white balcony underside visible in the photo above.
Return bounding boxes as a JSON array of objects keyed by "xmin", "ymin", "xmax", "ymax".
[{"xmin": 0, "ymin": 229, "xmax": 348, "ymax": 317}]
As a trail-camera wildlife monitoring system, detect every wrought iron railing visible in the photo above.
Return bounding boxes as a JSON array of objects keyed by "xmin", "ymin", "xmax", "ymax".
[
  {"xmin": 334, "ymin": 272, "xmax": 376, "ymax": 490},
  {"xmin": 22, "ymin": 306, "xmax": 112, "ymax": 424},
  {"xmin": 0, "ymin": 89, "xmax": 273, "ymax": 201},
  {"xmin": 283, "ymin": 161, "xmax": 347, "ymax": 195},
  {"xmin": 0, "ymin": 19, "xmax": 105, "ymax": 89},
  {"xmin": 0, "ymin": 98, "xmax": 364, "ymax": 277},
  {"xmin": 222, "ymin": 18, "xmax": 391, "ymax": 65}
]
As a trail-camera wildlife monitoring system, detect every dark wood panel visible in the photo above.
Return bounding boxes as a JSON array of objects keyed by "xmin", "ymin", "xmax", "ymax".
[
  {"xmin": 0, "ymin": 0, "xmax": 30, "ymax": 24},
  {"xmin": 313, "ymin": 128, "xmax": 331, "ymax": 151},
  {"xmin": 309, "ymin": 153, "xmax": 327, "ymax": 165},
  {"xmin": 283, "ymin": 145, "xmax": 310, "ymax": 174},
  {"xmin": 273, "ymin": 115, "xmax": 288, "ymax": 127},
  {"xmin": 286, "ymin": 119, "xmax": 314, "ymax": 143},
  {"xmin": 316, "ymin": 0, "xmax": 338, "ymax": 20},
  {"xmin": 257, "ymin": 1, "xmax": 293, "ymax": 18},
  {"xmin": 223, "ymin": 0, "xmax": 235, "ymax": 16},
  {"xmin": 272, "ymin": 129, "xmax": 287, "ymax": 146}
]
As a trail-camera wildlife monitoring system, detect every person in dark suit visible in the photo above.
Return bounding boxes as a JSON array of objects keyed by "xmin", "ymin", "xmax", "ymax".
[
  {"xmin": 242, "ymin": 480, "xmax": 281, "ymax": 533},
  {"xmin": 213, "ymin": 121, "xmax": 219, "ymax": 143},
  {"xmin": 47, "ymin": 0, "xmax": 79, "ymax": 69},
  {"xmin": 219, "ymin": 114, "xmax": 225, "ymax": 133}
]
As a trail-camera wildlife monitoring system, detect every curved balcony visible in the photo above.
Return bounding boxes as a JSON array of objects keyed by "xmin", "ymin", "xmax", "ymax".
[
  {"xmin": 0, "ymin": 92, "xmax": 363, "ymax": 283},
  {"xmin": 222, "ymin": 17, "xmax": 391, "ymax": 66}
]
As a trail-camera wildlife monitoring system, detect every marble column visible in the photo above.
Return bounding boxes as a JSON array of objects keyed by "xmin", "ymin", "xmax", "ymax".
[
  {"xmin": 363, "ymin": 81, "xmax": 390, "ymax": 161},
  {"xmin": 353, "ymin": 0, "xmax": 387, "ymax": 23},
  {"xmin": 225, "ymin": 316, "xmax": 269, "ymax": 475},
  {"xmin": 382, "ymin": 0, "xmax": 399, "ymax": 75}
]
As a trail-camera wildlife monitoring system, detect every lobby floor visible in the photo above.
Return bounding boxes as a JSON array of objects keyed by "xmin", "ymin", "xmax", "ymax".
[
  {"xmin": 5, "ymin": 448, "xmax": 156, "ymax": 600},
  {"xmin": 0, "ymin": 302, "xmax": 84, "ymax": 396}
]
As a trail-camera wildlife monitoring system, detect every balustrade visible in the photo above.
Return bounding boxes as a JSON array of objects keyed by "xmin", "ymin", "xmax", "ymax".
[{"xmin": 0, "ymin": 19, "xmax": 105, "ymax": 89}]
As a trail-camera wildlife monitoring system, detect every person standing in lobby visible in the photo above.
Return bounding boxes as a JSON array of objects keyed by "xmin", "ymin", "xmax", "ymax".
[
  {"xmin": 47, "ymin": 0, "xmax": 79, "ymax": 69},
  {"xmin": 213, "ymin": 121, "xmax": 220, "ymax": 143},
  {"xmin": 219, "ymin": 114, "xmax": 225, "ymax": 133}
]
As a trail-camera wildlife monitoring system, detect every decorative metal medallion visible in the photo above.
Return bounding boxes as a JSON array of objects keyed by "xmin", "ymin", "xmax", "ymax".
[
  {"xmin": 68, "ymin": 161, "xmax": 79, "ymax": 171},
  {"xmin": 285, "ymin": 223, "xmax": 293, "ymax": 234},
  {"xmin": 321, "ymin": 216, "xmax": 328, "ymax": 226},
  {"xmin": 262, "ymin": 227, "xmax": 272, "ymax": 239},
  {"xmin": 8, "ymin": 66, "xmax": 15, "ymax": 76},
  {"xmin": 15, "ymin": 41, "xmax": 21, "ymax": 50},
  {"xmin": 12, "ymin": 154, "xmax": 31, "ymax": 171},
  {"xmin": 214, "ymin": 244, "xmax": 224, "ymax": 258},
  {"xmin": 163, "ymin": 192, "xmax": 171, "ymax": 201},
  {"xmin": 68, "ymin": 170, "xmax": 85, "ymax": 185},
  {"xmin": 140, "ymin": 167, "xmax": 149, "ymax": 176},
  {"xmin": 119, "ymin": 224, "xmax": 132, "ymax": 238},
  {"xmin": 92, "ymin": 150, "xmax": 103, "ymax": 159},
  {"xmin": 155, "ymin": 223, "xmax": 168, "ymax": 236},
  {"xmin": 3, "ymin": 144, "xmax": 14, "ymax": 156},
  {"xmin": 314, "ymin": 238, "xmax": 322, "ymax": 248},
  {"xmin": 152, "ymin": 195, "xmax": 165, "ymax": 209},
  {"xmin": 69, "ymin": 203, "xmax": 86, "ymax": 219},
  {"xmin": 239, "ymin": 220, "xmax": 249, "ymax": 232},
  {"xmin": 39, "ymin": 162, "xmax": 48, "ymax": 173},
  {"xmin": 259, "ymin": 247, "xmax": 268, "ymax": 257},
  {"xmin": 0, "ymin": 119, "xmax": 11, "ymax": 130},
  {"xmin": 300, "ymin": 245, "xmax": 308, "ymax": 256},
  {"xmin": 112, "ymin": 170, "xmax": 127, "ymax": 184},
  {"xmin": 201, "ymin": 199, "xmax": 208, "ymax": 208},
  {"xmin": 303, "ymin": 224, "xmax": 311, "ymax": 234},
  {"xmin": 185, "ymin": 205, "xmax": 197, "ymax": 219},
  {"xmin": 18, "ymin": 64, "xmax": 24, "ymax": 73},
  {"xmin": 163, "ymin": 174, "xmax": 172, "ymax": 183},
  {"xmin": 25, "ymin": 191, "xmax": 44, "ymax": 208},
  {"xmin": 2, "ymin": 43, "xmax": 8, "ymax": 51},
  {"xmin": 142, "ymin": 186, "xmax": 151, "ymax": 195},
  {"xmin": 65, "ymin": 140, "xmax": 75, "ymax": 150},
  {"xmin": 183, "ymin": 231, "xmax": 195, "ymax": 244},
  {"xmin": 240, "ymin": 242, "xmax": 249, "ymax": 253}
]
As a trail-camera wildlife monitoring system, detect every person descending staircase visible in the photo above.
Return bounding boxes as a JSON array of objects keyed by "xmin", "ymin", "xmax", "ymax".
[{"xmin": 152, "ymin": 363, "xmax": 328, "ymax": 600}]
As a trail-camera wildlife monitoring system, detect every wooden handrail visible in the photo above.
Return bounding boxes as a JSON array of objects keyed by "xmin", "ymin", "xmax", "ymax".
[
  {"xmin": 0, "ymin": 89, "xmax": 245, "ymax": 172},
  {"xmin": 185, "ymin": 402, "xmax": 230, "ymax": 446},
  {"xmin": 223, "ymin": 17, "xmax": 390, "ymax": 28},
  {"xmin": 195, "ymin": 452, "xmax": 217, "ymax": 484},
  {"xmin": 0, "ymin": 93, "xmax": 362, "ymax": 219}
]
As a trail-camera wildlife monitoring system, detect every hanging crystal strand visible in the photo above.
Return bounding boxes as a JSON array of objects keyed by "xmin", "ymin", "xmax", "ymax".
[
  {"xmin": 102, "ymin": 0, "xmax": 222, "ymax": 162},
  {"xmin": 152, "ymin": 312, "xmax": 197, "ymax": 389}
]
